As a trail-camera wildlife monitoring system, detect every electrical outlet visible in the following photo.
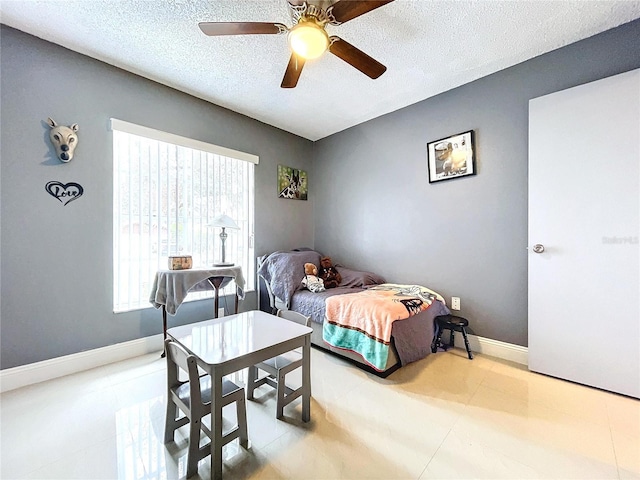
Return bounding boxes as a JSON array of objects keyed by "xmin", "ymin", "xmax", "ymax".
[
  {"xmin": 451, "ymin": 297, "xmax": 461, "ymax": 310},
  {"xmin": 218, "ymin": 307, "xmax": 225, "ymax": 318}
]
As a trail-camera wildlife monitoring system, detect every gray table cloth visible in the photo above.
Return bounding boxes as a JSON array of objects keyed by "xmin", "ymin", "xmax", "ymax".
[{"xmin": 150, "ymin": 266, "xmax": 245, "ymax": 315}]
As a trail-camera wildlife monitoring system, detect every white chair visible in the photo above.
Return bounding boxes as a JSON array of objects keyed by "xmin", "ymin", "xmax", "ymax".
[
  {"xmin": 246, "ymin": 309, "xmax": 311, "ymax": 419},
  {"xmin": 163, "ymin": 339, "xmax": 248, "ymax": 478}
]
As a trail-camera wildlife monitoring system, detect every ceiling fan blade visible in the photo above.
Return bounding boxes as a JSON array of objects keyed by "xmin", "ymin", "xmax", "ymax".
[
  {"xmin": 281, "ymin": 53, "xmax": 306, "ymax": 88},
  {"xmin": 328, "ymin": 37, "xmax": 386, "ymax": 79},
  {"xmin": 198, "ymin": 22, "xmax": 287, "ymax": 36},
  {"xmin": 329, "ymin": 0, "xmax": 394, "ymax": 24}
]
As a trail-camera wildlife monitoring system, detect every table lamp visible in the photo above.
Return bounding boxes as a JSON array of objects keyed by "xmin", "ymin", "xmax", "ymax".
[{"xmin": 209, "ymin": 214, "xmax": 239, "ymax": 267}]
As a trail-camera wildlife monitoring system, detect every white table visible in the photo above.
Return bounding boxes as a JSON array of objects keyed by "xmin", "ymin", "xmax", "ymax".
[{"xmin": 166, "ymin": 310, "xmax": 312, "ymax": 480}]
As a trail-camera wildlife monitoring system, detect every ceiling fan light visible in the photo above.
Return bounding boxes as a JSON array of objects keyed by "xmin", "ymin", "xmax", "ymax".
[{"xmin": 288, "ymin": 22, "xmax": 329, "ymax": 59}]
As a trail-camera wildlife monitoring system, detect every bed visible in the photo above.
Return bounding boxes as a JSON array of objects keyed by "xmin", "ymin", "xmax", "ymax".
[{"xmin": 257, "ymin": 249, "xmax": 449, "ymax": 377}]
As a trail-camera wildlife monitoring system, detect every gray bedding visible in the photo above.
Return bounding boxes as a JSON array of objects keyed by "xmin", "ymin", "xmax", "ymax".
[
  {"xmin": 391, "ymin": 299, "xmax": 449, "ymax": 365},
  {"xmin": 290, "ymin": 285, "xmax": 449, "ymax": 367},
  {"xmin": 290, "ymin": 286, "xmax": 361, "ymax": 325}
]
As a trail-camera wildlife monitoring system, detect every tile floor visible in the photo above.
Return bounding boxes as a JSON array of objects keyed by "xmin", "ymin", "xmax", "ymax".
[{"xmin": 1, "ymin": 347, "xmax": 639, "ymax": 479}]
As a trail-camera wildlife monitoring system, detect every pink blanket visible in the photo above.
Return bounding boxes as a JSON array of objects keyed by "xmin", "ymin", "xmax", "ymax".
[{"xmin": 323, "ymin": 284, "xmax": 440, "ymax": 369}]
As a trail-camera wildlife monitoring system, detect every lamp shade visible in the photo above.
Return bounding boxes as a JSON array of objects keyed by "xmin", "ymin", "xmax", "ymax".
[{"xmin": 209, "ymin": 214, "xmax": 239, "ymax": 230}]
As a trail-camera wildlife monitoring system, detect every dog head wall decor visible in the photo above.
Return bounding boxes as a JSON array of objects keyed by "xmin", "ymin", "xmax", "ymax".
[{"xmin": 46, "ymin": 117, "xmax": 79, "ymax": 163}]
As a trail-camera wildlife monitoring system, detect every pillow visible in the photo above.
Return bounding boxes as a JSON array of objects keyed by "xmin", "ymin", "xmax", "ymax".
[
  {"xmin": 335, "ymin": 266, "xmax": 386, "ymax": 287},
  {"xmin": 258, "ymin": 250, "xmax": 322, "ymax": 306}
]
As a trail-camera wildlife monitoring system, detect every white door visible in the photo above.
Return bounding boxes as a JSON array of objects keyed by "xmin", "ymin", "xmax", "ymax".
[{"xmin": 528, "ymin": 69, "xmax": 640, "ymax": 398}]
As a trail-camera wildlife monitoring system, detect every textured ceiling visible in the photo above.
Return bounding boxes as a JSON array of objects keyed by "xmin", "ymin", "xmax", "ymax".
[{"xmin": 1, "ymin": 0, "xmax": 639, "ymax": 140}]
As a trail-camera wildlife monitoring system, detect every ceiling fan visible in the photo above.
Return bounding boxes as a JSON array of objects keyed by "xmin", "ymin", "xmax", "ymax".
[{"xmin": 198, "ymin": 0, "xmax": 394, "ymax": 88}]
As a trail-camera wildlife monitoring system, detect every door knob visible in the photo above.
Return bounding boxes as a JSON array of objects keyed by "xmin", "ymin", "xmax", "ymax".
[{"xmin": 532, "ymin": 244, "xmax": 545, "ymax": 254}]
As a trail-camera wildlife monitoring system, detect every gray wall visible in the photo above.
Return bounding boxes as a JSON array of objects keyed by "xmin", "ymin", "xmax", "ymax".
[
  {"xmin": 3, "ymin": 18, "xmax": 639, "ymax": 368},
  {"xmin": 312, "ymin": 19, "xmax": 640, "ymax": 347},
  {"xmin": 0, "ymin": 26, "xmax": 314, "ymax": 368}
]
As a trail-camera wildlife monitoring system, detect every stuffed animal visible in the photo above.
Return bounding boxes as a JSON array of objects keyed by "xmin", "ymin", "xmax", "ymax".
[
  {"xmin": 301, "ymin": 262, "xmax": 325, "ymax": 293},
  {"xmin": 319, "ymin": 256, "xmax": 342, "ymax": 289}
]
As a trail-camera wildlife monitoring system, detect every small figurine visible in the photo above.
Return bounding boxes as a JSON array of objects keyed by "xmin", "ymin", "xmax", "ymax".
[
  {"xmin": 319, "ymin": 256, "xmax": 342, "ymax": 289},
  {"xmin": 302, "ymin": 262, "xmax": 325, "ymax": 293}
]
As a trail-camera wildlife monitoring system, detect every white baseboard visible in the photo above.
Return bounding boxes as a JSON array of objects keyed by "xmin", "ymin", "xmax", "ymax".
[
  {"xmin": 448, "ymin": 332, "xmax": 528, "ymax": 365},
  {"xmin": 0, "ymin": 334, "xmax": 164, "ymax": 393},
  {"xmin": 1, "ymin": 330, "xmax": 528, "ymax": 394}
]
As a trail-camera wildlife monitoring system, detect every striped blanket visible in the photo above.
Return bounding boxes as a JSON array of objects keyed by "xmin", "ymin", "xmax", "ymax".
[{"xmin": 322, "ymin": 284, "xmax": 441, "ymax": 370}]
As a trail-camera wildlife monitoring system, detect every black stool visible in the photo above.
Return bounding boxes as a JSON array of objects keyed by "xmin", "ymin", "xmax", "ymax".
[{"xmin": 431, "ymin": 314, "xmax": 473, "ymax": 359}]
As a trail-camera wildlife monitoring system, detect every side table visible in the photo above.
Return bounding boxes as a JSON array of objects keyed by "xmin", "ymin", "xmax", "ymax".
[{"xmin": 150, "ymin": 265, "xmax": 245, "ymax": 346}]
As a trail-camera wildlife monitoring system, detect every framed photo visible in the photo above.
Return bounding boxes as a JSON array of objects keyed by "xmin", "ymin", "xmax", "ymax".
[
  {"xmin": 278, "ymin": 164, "xmax": 308, "ymax": 200},
  {"xmin": 427, "ymin": 130, "xmax": 476, "ymax": 183}
]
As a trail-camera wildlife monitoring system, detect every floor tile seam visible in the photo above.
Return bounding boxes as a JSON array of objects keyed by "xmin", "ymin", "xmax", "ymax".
[
  {"xmin": 2, "ymin": 404, "xmax": 125, "ymax": 449},
  {"xmin": 0, "ymin": 380, "xmax": 118, "ymax": 407},
  {"xmin": 16, "ymin": 430, "xmax": 123, "ymax": 479},
  {"xmin": 418, "ymin": 404, "xmax": 479, "ymax": 480},
  {"xmin": 449, "ymin": 417, "xmax": 618, "ymax": 479},
  {"xmin": 125, "ymin": 428, "xmax": 154, "ymax": 480},
  {"xmin": 440, "ymin": 419, "xmax": 550, "ymax": 478},
  {"xmin": 105, "ymin": 364, "xmax": 167, "ymax": 387},
  {"xmin": 0, "ymin": 462, "xmax": 31, "ymax": 480},
  {"xmin": 465, "ymin": 372, "xmax": 485, "ymax": 401},
  {"xmin": 604, "ymin": 396, "xmax": 640, "ymax": 435},
  {"xmin": 608, "ymin": 422, "xmax": 624, "ymax": 480},
  {"xmin": 483, "ymin": 354, "xmax": 502, "ymax": 372},
  {"xmin": 77, "ymin": 383, "xmax": 125, "ymax": 408},
  {"xmin": 120, "ymin": 411, "xmax": 168, "ymax": 440},
  {"xmin": 509, "ymin": 437, "xmax": 603, "ymax": 477},
  {"xmin": 488, "ymin": 421, "xmax": 617, "ymax": 473},
  {"xmin": 107, "ymin": 365, "xmax": 167, "ymax": 385},
  {"xmin": 608, "ymin": 424, "xmax": 640, "ymax": 445},
  {"xmin": 245, "ymin": 423, "xmax": 291, "ymax": 452},
  {"xmin": 526, "ymin": 371, "xmax": 620, "ymax": 401},
  {"xmin": 416, "ymin": 369, "xmax": 492, "ymax": 389},
  {"xmin": 457, "ymin": 404, "xmax": 614, "ymax": 452},
  {"xmin": 458, "ymin": 386, "xmax": 553, "ymax": 441},
  {"xmin": 474, "ymin": 380, "xmax": 613, "ymax": 430},
  {"xmin": 424, "ymin": 376, "xmax": 480, "ymax": 435},
  {"xmin": 452, "ymin": 374, "xmax": 485, "ymax": 415},
  {"xmin": 313, "ymin": 378, "xmax": 365, "ymax": 400},
  {"xmin": 311, "ymin": 369, "xmax": 372, "ymax": 393},
  {"xmin": 39, "ymin": 385, "xmax": 141, "ymax": 418},
  {"xmin": 603, "ymin": 393, "xmax": 640, "ymax": 408},
  {"xmin": 415, "ymin": 425, "xmax": 454, "ymax": 479},
  {"xmin": 111, "ymin": 382, "xmax": 167, "ymax": 411}
]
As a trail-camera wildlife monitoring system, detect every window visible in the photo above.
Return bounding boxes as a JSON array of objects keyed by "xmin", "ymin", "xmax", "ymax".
[{"xmin": 111, "ymin": 119, "xmax": 256, "ymax": 313}]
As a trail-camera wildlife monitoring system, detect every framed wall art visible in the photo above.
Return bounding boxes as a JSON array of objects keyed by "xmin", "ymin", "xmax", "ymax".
[
  {"xmin": 427, "ymin": 130, "xmax": 476, "ymax": 183},
  {"xmin": 278, "ymin": 164, "xmax": 308, "ymax": 200}
]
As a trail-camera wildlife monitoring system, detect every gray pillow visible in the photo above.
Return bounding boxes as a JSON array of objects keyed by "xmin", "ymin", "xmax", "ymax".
[{"xmin": 336, "ymin": 266, "xmax": 386, "ymax": 287}]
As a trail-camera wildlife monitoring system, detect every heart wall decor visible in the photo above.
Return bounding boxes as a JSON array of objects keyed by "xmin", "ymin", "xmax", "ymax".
[{"xmin": 45, "ymin": 181, "xmax": 84, "ymax": 206}]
